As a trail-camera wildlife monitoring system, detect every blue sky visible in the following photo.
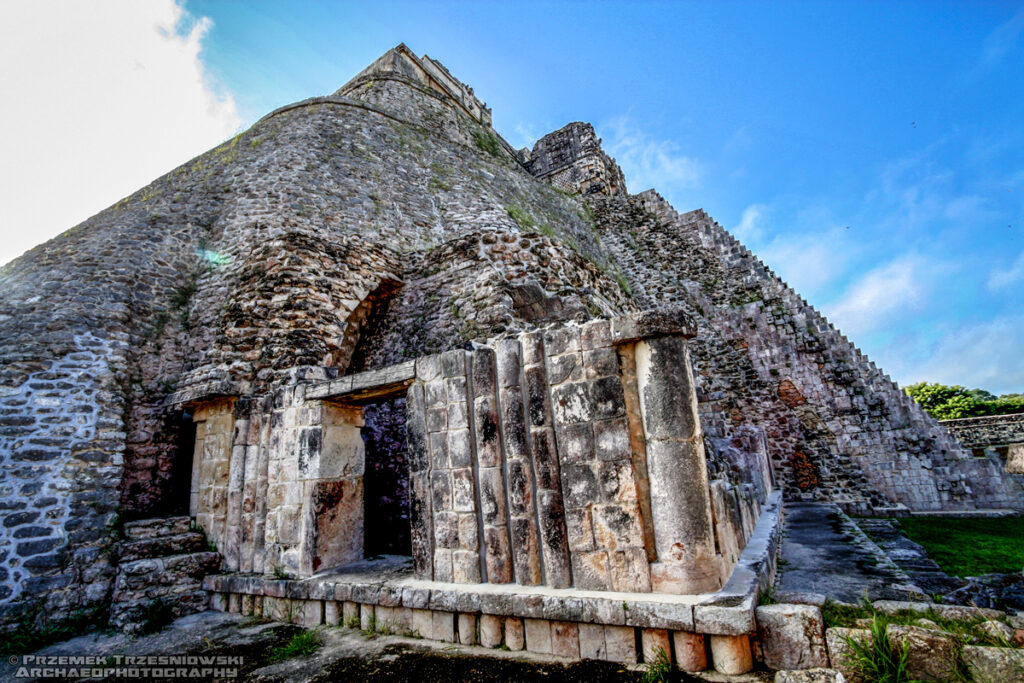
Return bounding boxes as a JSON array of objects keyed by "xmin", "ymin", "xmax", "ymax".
[{"xmin": 2, "ymin": 1, "xmax": 1022, "ymax": 394}]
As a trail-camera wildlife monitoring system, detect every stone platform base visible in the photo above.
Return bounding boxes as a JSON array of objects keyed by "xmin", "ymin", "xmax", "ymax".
[{"xmin": 205, "ymin": 493, "xmax": 780, "ymax": 674}]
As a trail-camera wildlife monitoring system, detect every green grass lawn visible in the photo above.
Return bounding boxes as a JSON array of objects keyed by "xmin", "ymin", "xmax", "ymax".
[{"xmin": 897, "ymin": 515, "xmax": 1024, "ymax": 577}]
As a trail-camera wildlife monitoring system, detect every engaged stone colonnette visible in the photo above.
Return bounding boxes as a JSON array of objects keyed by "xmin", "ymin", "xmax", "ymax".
[{"xmin": 0, "ymin": 42, "xmax": 1021, "ymax": 674}]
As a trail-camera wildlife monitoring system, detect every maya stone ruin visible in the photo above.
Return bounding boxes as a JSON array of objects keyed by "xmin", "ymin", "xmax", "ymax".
[{"xmin": 1, "ymin": 43, "xmax": 1021, "ymax": 675}]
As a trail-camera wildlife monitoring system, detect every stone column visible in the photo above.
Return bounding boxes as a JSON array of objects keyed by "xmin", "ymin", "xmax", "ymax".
[{"xmin": 612, "ymin": 309, "xmax": 722, "ymax": 594}]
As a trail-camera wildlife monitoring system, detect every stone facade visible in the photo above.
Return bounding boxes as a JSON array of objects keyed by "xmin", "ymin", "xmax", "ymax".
[
  {"xmin": 942, "ymin": 414, "xmax": 1024, "ymax": 475},
  {"xmin": 0, "ymin": 42, "xmax": 1021, "ymax": 646},
  {"xmin": 527, "ymin": 122, "xmax": 627, "ymax": 197}
]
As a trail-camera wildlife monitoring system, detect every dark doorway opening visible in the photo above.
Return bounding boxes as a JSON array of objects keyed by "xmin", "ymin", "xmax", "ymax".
[
  {"xmin": 168, "ymin": 408, "xmax": 197, "ymax": 516},
  {"xmin": 361, "ymin": 397, "xmax": 411, "ymax": 557}
]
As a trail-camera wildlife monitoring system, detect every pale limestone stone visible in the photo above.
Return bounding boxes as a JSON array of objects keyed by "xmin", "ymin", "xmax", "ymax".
[
  {"xmin": 977, "ymin": 619, "xmax": 1015, "ymax": 642},
  {"xmin": 360, "ymin": 603, "xmax": 375, "ymax": 631},
  {"xmin": 412, "ymin": 608, "xmax": 432, "ymax": 638},
  {"xmin": 432, "ymin": 610, "xmax": 455, "ymax": 642},
  {"xmin": 453, "ymin": 549, "xmax": 482, "ymax": 583},
  {"xmin": 297, "ymin": 600, "xmax": 322, "ymax": 627},
  {"xmin": 962, "ymin": 644, "xmax": 1024, "ymax": 683},
  {"xmin": 458, "ymin": 613, "xmax": 476, "ymax": 645},
  {"xmin": 342, "ymin": 601, "xmax": 359, "ymax": 625},
  {"xmin": 886, "ymin": 624, "xmax": 958, "ymax": 682},
  {"xmin": 210, "ymin": 593, "xmax": 226, "ymax": 612},
  {"xmin": 228, "ymin": 593, "xmax": 241, "ymax": 613},
  {"xmin": 757, "ymin": 604, "xmax": 829, "ymax": 670},
  {"xmin": 241, "ymin": 594, "xmax": 255, "ymax": 617},
  {"xmin": 673, "ymin": 631, "xmax": 707, "ymax": 672},
  {"xmin": 375, "ymin": 605, "xmax": 394, "ymax": 628},
  {"xmin": 552, "ymin": 621, "xmax": 580, "ymax": 658},
  {"xmin": 506, "ymin": 617, "xmax": 525, "ymax": 651},
  {"xmin": 525, "ymin": 618, "xmax": 552, "ymax": 654},
  {"xmin": 774, "ymin": 669, "xmax": 847, "ymax": 683},
  {"xmin": 709, "ymin": 634, "xmax": 753, "ymax": 675},
  {"xmin": 579, "ymin": 623, "xmax": 606, "ymax": 660},
  {"xmin": 825, "ymin": 627, "xmax": 870, "ymax": 683},
  {"xmin": 641, "ymin": 628, "xmax": 671, "ymax": 664},
  {"xmin": 479, "ymin": 614, "xmax": 503, "ymax": 648},
  {"xmin": 604, "ymin": 625, "xmax": 637, "ymax": 663}
]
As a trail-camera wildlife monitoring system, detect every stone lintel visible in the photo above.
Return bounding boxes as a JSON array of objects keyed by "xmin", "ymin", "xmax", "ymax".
[
  {"xmin": 305, "ymin": 360, "xmax": 416, "ymax": 402},
  {"xmin": 610, "ymin": 308, "xmax": 697, "ymax": 345},
  {"xmin": 164, "ymin": 381, "xmax": 247, "ymax": 407}
]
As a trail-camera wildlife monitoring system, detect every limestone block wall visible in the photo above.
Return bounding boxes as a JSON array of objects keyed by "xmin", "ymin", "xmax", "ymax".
[{"xmin": 943, "ymin": 413, "xmax": 1024, "ymax": 449}]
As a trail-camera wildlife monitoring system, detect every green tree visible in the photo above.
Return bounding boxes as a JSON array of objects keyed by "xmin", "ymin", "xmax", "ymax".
[{"xmin": 905, "ymin": 382, "xmax": 1024, "ymax": 419}]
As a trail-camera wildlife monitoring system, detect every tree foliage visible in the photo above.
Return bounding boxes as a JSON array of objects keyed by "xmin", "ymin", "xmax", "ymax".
[{"xmin": 905, "ymin": 382, "xmax": 1024, "ymax": 420}]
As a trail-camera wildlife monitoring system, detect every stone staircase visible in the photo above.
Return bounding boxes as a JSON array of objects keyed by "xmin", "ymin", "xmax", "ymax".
[{"xmin": 108, "ymin": 516, "xmax": 222, "ymax": 633}]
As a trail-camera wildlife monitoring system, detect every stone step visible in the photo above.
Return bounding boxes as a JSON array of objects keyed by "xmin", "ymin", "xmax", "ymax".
[
  {"xmin": 118, "ymin": 531, "xmax": 207, "ymax": 562},
  {"xmin": 123, "ymin": 516, "xmax": 192, "ymax": 541}
]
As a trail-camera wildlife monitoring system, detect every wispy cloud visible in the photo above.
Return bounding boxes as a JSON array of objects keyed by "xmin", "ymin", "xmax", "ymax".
[
  {"xmin": 731, "ymin": 204, "xmax": 767, "ymax": 243},
  {"xmin": 0, "ymin": 0, "xmax": 240, "ymax": 266},
  {"xmin": 825, "ymin": 255, "xmax": 933, "ymax": 337},
  {"xmin": 892, "ymin": 313, "xmax": 1024, "ymax": 395},
  {"xmin": 988, "ymin": 250, "xmax": 1024, "ymax": 290},
  {"xmin": 599, "ymin": 116, "xmax": 702, "ymax": 194}
]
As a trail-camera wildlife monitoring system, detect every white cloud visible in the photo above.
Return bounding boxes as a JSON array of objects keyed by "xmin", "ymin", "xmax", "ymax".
[
  {"xmin": 893, "ymin": 314, "xmax": 1024, "ymax": 395},
  {"xmin": 751, "ymin": 219, "xmax": 861, "ymax": 298},
  {"xmin": 825, "ymin": 255, "xmax": 930, "ymax": 337},
  {"xmin": 0, "ymin": 0, "xmax": 240, "ymax": 266},
  {"xmin": 731, "ymin": 204, "xmax": 767, "ymax": 243},
  {"xmin": 599, "ymin": 116, "xmax": 702, "ymax": 194},
  {"xmin": 987, "ymin": 250, "xmax": 1024, "ymax": 290}
]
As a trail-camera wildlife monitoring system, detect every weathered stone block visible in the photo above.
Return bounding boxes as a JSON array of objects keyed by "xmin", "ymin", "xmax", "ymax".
[
  {"xmin": 565, "ymin": 506, "xmax": 595, "ymax": 552},
  {"xmin": 452, "ymin": 467, "xmax": 475, "ymax": 511},
  {"xmin": 478, "ymin": 467, "xmax": 507, "ymax": 525},
  {"xmin": 584, "ymin": 348, "xmax": 618, "ymax": 379},
  {"xmin": 825, "ymin": 627, "xmax": 869, "ymax": 683},
  {"xmin": 886, "ymin": 625, "xmax": 959, "ymax": 682},
  {"xmin": 608, "ymin": 548, "xmax": 652, "ymax": 592},
  {"xmin": 561, "ymin": 463, "xmax": 599, "ymax": 509},
  {"xmin": 579, "ymin": 623, "xmax": 607, "ymax": 660},
  {"xmin": 709, "ymin": 634, "xmax": 753, "ymax": 675},
  {"xmin": 552, "ymin": 621, "xmax": 580, "ymax": 658},
  {"xmin": 506, "ymin": 617, "xmax": 525, "ymax": 650},
  {"xmin": 604, "ymin": 625, "xmax": 637, "ymax": 663},
  {"xmin": 641, "ymin": 629, "xmax": 672, "ymax": 664},
  {"xmin": 524, "ymin": 618, "xmax": 552, "ymax": 654},
  {"xmin": 774, "ymin": 670, "xmax": 847, "ymax": 683},
  {"xmin": 441, "ymin": 350, "xmax": 466, "ymax": 378},
  {"xmin": 458, "ymin": 612, "xmax": 476, "ymax": 645},
  {"xmin": 673, "ymin": 631, "xmax": 707, "ymax": 672},
  {"xmin": 433, "ymin": 549, "xmax": 453, "ymax": 582},
  {"xmin": 452, "ymin": 549, "xmax": 481, "ymax": 583},
  {"xmin": 552, "ymin": 382, "xmax": 592, "ymax": 426},
  {"xmin": 594, "ymin": 418, "xmax": 631, "ymax": 461},
  {"xmin": 572, "ymin": 549, "xmax": 610, "ymax": 590},
  {"xmin": 432, "ymin": 610, "xmax": 455, "ymax": 642},
  {"xmin": 556, "ymin": 423, "xmax": 594, "ymax": 464},
  {"xmin": 480, "ymin": 613, "xmax": 503, "ymax": 648},
  {"xmin": 457, "ymin": 513, "xmax": 478, "ymax": 551},
  {"xmin": 962, "ymin": 644, "xmax": 1024, "ymax": 683},
  {"xmin": 756, "ymin": 604, "xmax": 829, "ymax": 670}
]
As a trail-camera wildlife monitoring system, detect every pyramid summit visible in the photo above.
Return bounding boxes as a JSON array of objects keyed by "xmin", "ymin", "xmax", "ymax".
[{"xmin": 0, "ymin": 44, "xmax": 1020, "ymax": 660}]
